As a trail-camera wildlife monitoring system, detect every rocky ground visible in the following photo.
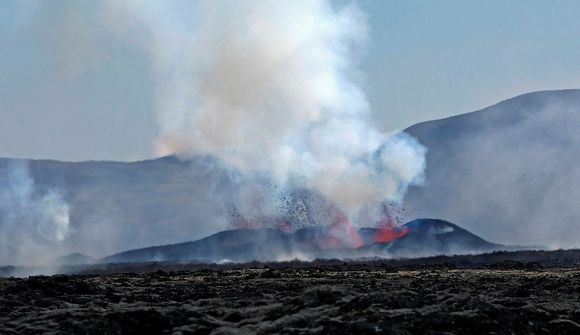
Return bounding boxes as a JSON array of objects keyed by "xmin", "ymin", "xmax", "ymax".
[{"xmin": 2, "ymin": 261, "xmax": 580, "ymax": 334}]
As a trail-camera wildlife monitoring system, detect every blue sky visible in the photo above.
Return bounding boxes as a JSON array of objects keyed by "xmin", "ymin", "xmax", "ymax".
[
  {"xmin": 361, "ymin": 0, "xmax": 580, "ymax": 130},
  {"xmin": 1, "ymin": 0, "xmax": 579, "ymax": 161}
]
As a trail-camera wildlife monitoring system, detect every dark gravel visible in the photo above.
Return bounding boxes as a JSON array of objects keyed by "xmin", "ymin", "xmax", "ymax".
[{"xmin": 2, "ymin": 264, "xmax": 580, "ymax": 334}]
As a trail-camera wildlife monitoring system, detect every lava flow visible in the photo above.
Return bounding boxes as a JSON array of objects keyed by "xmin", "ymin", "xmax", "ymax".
[{"xmin": 375, "ymin": 217, "xmax": 408, "ymax": 243}]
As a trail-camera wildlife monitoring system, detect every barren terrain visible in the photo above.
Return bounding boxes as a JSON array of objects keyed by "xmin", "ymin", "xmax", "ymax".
[{"xmin": 2, "ymin": 257, "xmax": 580, "ymax": 334}]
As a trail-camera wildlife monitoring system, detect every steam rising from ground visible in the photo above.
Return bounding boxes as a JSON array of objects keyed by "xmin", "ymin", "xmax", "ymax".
[
  {"xmin": 108, "ymin": 0, "xmax": 427, "ymax": 223},
  {"xmin": 0, "ymin": 161, "xmax": 71, "ymax": 265}
]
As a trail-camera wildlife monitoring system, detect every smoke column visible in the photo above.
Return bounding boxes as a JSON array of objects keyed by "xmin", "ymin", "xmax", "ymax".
[
  {"xmin": 107, "ymin": 0, "xmax": 427, "ymax": 224},
  {"xmin": 0, "ymin": 161, "xmax": 71, "ymax": 265}
]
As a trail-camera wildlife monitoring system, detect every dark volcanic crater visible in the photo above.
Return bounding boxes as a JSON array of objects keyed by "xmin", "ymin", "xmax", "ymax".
[{"xmin": 101, "ymin": 219, "xmax": 511, "ymax": 265}]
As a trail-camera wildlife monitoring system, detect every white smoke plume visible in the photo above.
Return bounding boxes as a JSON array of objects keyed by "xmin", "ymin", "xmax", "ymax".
[
  {"xmin": 0, "ymin": 161, "xmax": 71, "ymax": 265},
  {"xmin": 107, "ymin": 0, "xmax": 426, "ymax": 224}
]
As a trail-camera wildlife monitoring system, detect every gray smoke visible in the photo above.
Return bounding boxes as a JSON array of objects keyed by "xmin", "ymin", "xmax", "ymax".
[
  {"xmin": 106, "ymin": 0, "xmax": 427, "ymax": 225},
  {"xmin": 0, "ymin": 161, "xmax": 71, "ymax": 265}
]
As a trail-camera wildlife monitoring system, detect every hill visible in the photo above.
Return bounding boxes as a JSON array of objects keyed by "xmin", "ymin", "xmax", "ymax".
[
  {"xmin": 101, "ymin": 219, "xmax": 509, "ymax": 264},
  {"xmin": 404, "ymin": 89, "xmax": 580, "ymax": 248}
]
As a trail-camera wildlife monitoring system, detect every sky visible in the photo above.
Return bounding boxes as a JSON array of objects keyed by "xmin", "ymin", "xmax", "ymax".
[{"xmin": 1, "ymin": 0, "xmax": 579, "ymax": 162}]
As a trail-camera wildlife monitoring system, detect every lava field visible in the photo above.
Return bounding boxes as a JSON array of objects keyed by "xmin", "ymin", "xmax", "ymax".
[{"xmin": 2, "ymin": 258, "xmax": 580, "ymax": 334}]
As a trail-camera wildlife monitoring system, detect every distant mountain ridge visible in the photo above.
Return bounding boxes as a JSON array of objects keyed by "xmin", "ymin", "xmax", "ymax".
[
  {"xmin": 1, "ymin": 89, "xmax": 579, "ymax": 262},
  {"xmin": 404, "ymin": 89, "xmax": 580, "ymax": 247}
]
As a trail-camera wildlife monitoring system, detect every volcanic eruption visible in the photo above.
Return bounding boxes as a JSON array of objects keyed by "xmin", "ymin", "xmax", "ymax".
[{"xmin": 106, "ymin": 0, "xmax": 427, "ymax": 244}]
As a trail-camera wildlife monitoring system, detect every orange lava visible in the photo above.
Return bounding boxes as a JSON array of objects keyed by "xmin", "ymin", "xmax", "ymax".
[{"xmin": 375, "ymin": 218, "xmax": 408, "ymax": 243}]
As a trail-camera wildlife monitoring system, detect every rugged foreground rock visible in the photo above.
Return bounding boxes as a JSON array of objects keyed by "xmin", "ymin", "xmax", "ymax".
[{"xmin": 2, "ymin": 263, "xmax": 580, "ymax": 334}]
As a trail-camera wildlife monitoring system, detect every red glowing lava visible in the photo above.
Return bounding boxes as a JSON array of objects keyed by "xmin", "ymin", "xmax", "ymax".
[
  {"xmin": 375, "ymin": 217, "xmax": 408, "ymax": 243},
  {"xmin": 230, "ymin": 205, "xmax": 407, "ymax": 249}
]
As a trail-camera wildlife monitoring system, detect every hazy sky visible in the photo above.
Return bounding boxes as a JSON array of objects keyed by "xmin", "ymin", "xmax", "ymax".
[{"xmin": 1, "ymin": 0, "xmax": 579, "ymax": 161}]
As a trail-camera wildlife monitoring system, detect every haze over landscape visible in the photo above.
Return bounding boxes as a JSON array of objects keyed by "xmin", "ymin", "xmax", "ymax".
[{"xmin": 1, "ymin": 0, "xmax": 580, "ymax": 266}]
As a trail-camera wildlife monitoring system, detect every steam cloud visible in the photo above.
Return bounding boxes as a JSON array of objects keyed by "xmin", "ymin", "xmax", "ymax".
[
  {"xmin": 0, "ymin": 161, "xmax": 71, "ymax": 265},
  {"xmin": 108, "ymin": 0, "xmax": 427, "ymax": 224}
]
